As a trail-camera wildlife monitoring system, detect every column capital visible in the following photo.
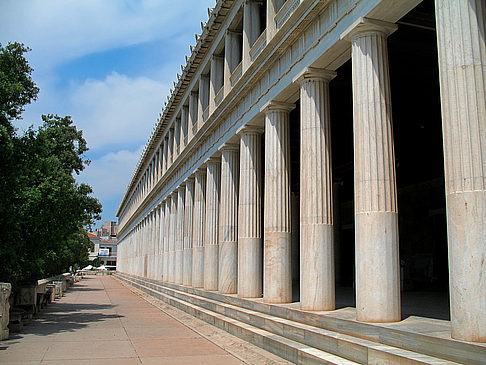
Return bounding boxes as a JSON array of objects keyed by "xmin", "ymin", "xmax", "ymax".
[
  {"xmin": 195, "ymin": 165, "xmax": 207, "ymax": 175},
  {"xmin": 293, "ymin": 67, "xmax": 337, "ymax": 84},
  {"xmin": 205, "ymin": 155, "xmax": 221, "ymax": 164},
  {"xmin": 260, "ymin": 100, "xmax": 295, "ymax": 113},
  {"xmin": 237, "ymin": 124, "xmax": 264, "ymax": 136},
  {"xmin": 226, "ymin": 29, "xmax": 243, "ymax": 36},
  {"xmin": 341, "ymin": 17, "xmax": 397, "ymax": 41},
  {"xmin": 212, "ymin": 54, "xmax": 224, "ymax": 61},
  {"xmin": 178, "ymin": 183, "xmax": 186, "ymax": 190},
  {"xmin": 185, "ymin": 176, "xmax": 195, "ymax": 183},
  {"xmin": 190, "ymin": 90, "xmax": 199, "ymax": 97},
  {"xmin": 219, "ymin": 142, "xmax": 239, "ymax": 152},
  {"xmin": 171, "ymin": 191, "xmax": 178, "ymax": 198}
]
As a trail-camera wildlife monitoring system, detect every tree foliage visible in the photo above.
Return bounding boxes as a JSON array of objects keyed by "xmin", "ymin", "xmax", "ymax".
[{"xmin": 0, "ymin": 43, "xmax": 102, "ymax": 287}]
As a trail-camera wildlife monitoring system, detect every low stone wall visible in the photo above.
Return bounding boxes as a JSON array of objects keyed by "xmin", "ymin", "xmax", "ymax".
[
  {"xmin": 6, "ymin": 272, "xmax": 80, "ymax": 339},
  {"xmin": 0, "ymin": 283, "xmax": 11, "ymax": 340}
]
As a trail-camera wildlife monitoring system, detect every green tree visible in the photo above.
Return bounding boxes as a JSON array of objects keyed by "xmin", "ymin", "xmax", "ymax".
[{"xmin": 0, "ymin": 43, "xmax": 102, "ymax": 287}]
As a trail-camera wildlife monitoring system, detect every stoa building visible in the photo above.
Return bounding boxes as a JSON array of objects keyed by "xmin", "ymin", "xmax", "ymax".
[{"xmin": 116, "ymin": 0, "xmax": 485, "ymax": 362}]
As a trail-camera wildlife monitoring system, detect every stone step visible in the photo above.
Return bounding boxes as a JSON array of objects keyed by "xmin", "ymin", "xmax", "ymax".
[
  {"xmin": 116, "ymin": 273, "xmax": 360, "ymax": 365},
  {"xmin": 119, "ymin": 273, "xmax": 486, "ymax": 365},
  {"xmin": 117, "ymin": 273, "xmax": 461, "ymax": 365}
]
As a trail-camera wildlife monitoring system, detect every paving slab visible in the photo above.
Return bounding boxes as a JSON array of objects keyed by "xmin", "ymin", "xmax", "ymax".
[{"xmin": 0, "ymin": 276, "xmax": 250, "ymax": 364}]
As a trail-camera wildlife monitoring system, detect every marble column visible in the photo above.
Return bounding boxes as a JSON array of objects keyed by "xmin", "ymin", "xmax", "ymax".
[
  {"xmin": 242, "ymin": 0, "xmax": 262, "ymax": 72},
  {"xmin": 219, "ymin": 144, "xmax": 239, "ymax": 294},
  {"xmin": 169, "ymin": 192, "xmax": 178, "ymax": 283},
  {"xmin": 192, "ymin": 168, "xmax": 207, "ymax": 288},
  {"xmin": 263, "ymin": 101, "xmax": 294, "ymax": 303},
  {"xmin": 204, "ymin": 157, "xmax": 221, "ymax": 291},
  {"xmin": 175, "ymin": 186, "xmax": 185, "ymax": 285},
  {"xmin": 181, "ymin": 105, "xmax": 189, "ymax": 150},
  {"xmin": 198, "ymin": 75, "xmax": 210, "ymax": 128},
  {"xmin": 174, "ymin": 117, "xmax": 181, "ymax": 159},
  {"xmin": 435, "ymin": 0, "xmax": 486, "ymax": 342},
  {"xmin": 342, "ymin": 18, "xmax": 400, "ymax": 322},
  {"xmin": 168, "ymin": 128, "xmax": 174, "ymax": 166},
  {"xmin": 266, "ymin": 0, "xmax": 277, "ymax": 42},
  {"xmin": 158, "ymin": 203, "xmax": 165, "ymax": 281},
  {"xmin": 163, "ymin": 137, "xmax": 169, "ymax": 175},
  {"xmin": 143, "ymin": 218, "xmax": 148, "ymax": 277},
  {"xmin": 224, "ymin": 30, "xmax": 242, "ymax": 96},
  {"xmin": 183, "ymin": 178, "xmax": 195, "ymax": 286},
  {"xmin": 163, "ymin": 199, "xmax": 171, "ymax": 282},
  {"xmin": 209, "ymin": 55, "xmax": 224, "ymax": 113},
  {"xmin": 188, "ymin": 91, "xmax": 199, "ymax": 141},
  {"xmin": 296, "ymin": 67, "xmax": 336, "ymax": 311},
  {"xmin": 238, "ymin": 127, "xmax": 263, "ymax": 298}
]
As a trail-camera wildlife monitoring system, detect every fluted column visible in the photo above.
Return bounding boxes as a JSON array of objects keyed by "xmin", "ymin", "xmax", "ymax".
[
  {"xmin": 163, "ymin": 199, "xmax": 170, "ymax": 282},
  {"xmin": 263, "ymin": 101, "xmax": 294, "ymax": 303},
  {"xmin": 219, "ymin": 144, "xmax": 239, "ymax": 294},
  {"xmin": 158, "ymin": 203, "xmax": 165, "ymax": 281},
  {"xmin": 209, "ymin": 55, "xmax": 224, "ymax": 113},
  {"xmin": 435, "ymin": 0, "xmax": 486, "ymax": 342},
  {"xmin": 343, "ymin": 18, "xmax": 400, "ymax": 322},
  {"xmin": 204, "ymin": 157, "xmax": 221, "ymax": 291},
  {"xmin": 175, "ymin": 186, "xmax": 185, "ymax": 285},
  {"xmin": 188, "ymin": 91, "xmax": 198, "ymax": 141},
  {"xmin": 183, "ymin": 178, "xmax": 195, "ymax": 286},
  {"xmin": 168, "ymin": 129, "xmax": 174, "ymax": 167},
  {"xmin": 162, "ymin": 137, "xmax": 168, "ymax": 175},
  {"xmin": 238, "ymin": 127, "xmax": 263, "ymax": 298},
  {"xmin": 198, "ymin": 75, "xmax": 210, "ymax": 128},
  {"xmin": 174, "ymin": 118, "xmax": 181, "ymax": 159},
  {"xmin": 192, "ymin": 168, "xmax": 207, "ymax": 288},
  {"xmin": 169, "ymin": 192, "xmax": 178, "ymax": 283},
  {"xmin": 297, "ymin": 68, "xmax": 336, "ymax": 310},
  {"xmin": 242, "ymin": 0, "xmax": 262, "ymax": 72},
  {"xmin": 181, "ymin": 105, "xmax": 189, "ymax": 150},
  {"xmin": 224, "ymin": 30, "xmax": 242, "ymax": 96}
]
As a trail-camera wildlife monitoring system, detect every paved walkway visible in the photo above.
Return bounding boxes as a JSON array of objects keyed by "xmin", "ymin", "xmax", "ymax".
[{"xmin": 0, "ymin": 276, "xmax": 249, "ymax": 364}]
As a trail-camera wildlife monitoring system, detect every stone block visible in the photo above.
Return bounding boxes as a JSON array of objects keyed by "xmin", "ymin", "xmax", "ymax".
[
  {"xmin": 0, "ymin": 282, "xmax": 11, "ymax": 340},
  {"xmin": 53, "ymin": 281, "xmax": 63, "ymax": 299}
]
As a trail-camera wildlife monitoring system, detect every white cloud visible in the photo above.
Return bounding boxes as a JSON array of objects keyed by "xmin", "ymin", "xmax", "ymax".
[
  {"xmin": 0, "ymin": 0, "xmax": 214, "ymax": 71},
  {"xmin": 70, "ymin": 72, "xmax": 167, "ymax": 150},
  {"xmin": 79, "ymin": 145, "xmax": 144, "ymax": 201}
]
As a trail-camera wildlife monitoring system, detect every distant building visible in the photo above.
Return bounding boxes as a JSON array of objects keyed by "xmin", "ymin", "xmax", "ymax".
[
  {"xmin": 91, "ymin": 221, "xmax": 118, "ymax": 238},
  {"xmin": 86, "ymin": 232, "xmax": 117, "ymax": 270}
]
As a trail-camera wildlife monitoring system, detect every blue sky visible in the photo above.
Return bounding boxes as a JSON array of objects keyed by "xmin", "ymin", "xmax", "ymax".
[{"xmin": 0, "ymin": 0, "xmax": 214, "ymax": 228}]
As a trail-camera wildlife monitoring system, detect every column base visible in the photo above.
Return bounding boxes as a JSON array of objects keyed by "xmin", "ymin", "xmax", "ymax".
[
  {"xmin": 219, "ymin": 241, "xmax": 237, "ymax": 294},
  {"xmin": 192, "ymin": 246, "xmax": 204, "ymax": 288},
  {"xmin": 204, "ymin": 244, "xmax": 219, "ymax": 291},
  {"xmin": 355, "ymin": 211, "xmax": 400, "ymax": 323},
  {"xmin": 447, "ymin": 191, "xmax": 486, "ymax": 342},
  {"xmin": 300, "ymin": 223, "xmax": 335, "ymax": 311},
  {"xmin": 238, "ymin": 237, "xmax": 263, "ymax": 298},
  {"xmin": 264, "ymin": 231, "xmax": 292, "ymax": 304}
]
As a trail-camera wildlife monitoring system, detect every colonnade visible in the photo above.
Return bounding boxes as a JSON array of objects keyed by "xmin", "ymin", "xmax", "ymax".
[{"xmin": 117, "ymin": 0, "xmax": 485, "ymax": 343}]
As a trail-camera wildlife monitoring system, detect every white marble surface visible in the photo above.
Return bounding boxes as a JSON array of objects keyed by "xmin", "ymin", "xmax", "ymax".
[
  {"xmin": 204, "ymin": 158, "xmax": 221, "ymax": 291},
  {"xmin": 346, "ymin": 18, "xmax": 400, "ymax": 323},
  {"xmin": 298, "ymin": 68, "xmax": 336, "ymax": 311},
  {"xmin": 192, "ymin": 168, "xmax": 206, "ymax": 288},
  {"xmin": 263, "ymin": 102, "xmax": 294, "ymax": 304},
  {"xmin": 219, "ymin": 145, "xmax": 239, "ymax": 294},
  {"xmin": 435, "ymin": 0, "xmax": 486, "ymax": 342},
  {"xmin": 238, "ymin": 127, "xmax": 263, "ymax": 298}
]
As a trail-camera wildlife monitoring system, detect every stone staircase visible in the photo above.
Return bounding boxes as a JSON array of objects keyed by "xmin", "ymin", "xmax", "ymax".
[{"xmin": 115, "ymin": 272, "xmax": 486, "ymax": 364}]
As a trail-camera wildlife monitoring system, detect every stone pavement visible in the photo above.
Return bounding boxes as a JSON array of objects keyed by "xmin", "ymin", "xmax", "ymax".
[{"xmin": 0, "ymin": 275, "xmax": 288, "ymax": 364}]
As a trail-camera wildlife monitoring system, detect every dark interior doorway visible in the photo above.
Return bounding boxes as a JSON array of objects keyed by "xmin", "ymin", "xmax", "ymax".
[{"xmin": 329, "ymin": 0, "xmax": 449, "ymax": 320}]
